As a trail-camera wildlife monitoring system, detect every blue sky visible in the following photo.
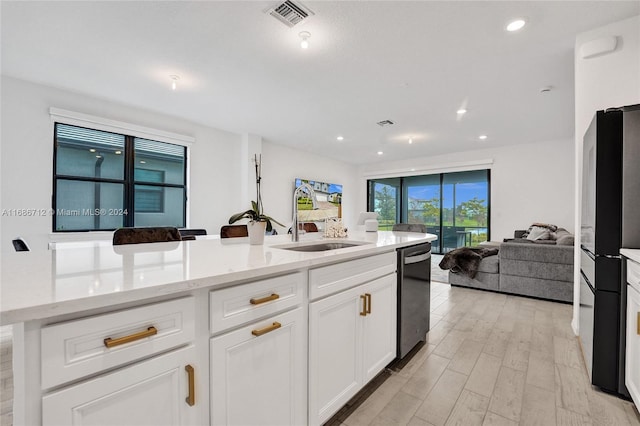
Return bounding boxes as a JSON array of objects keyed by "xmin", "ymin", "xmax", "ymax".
[
  {"xmin": 408, "ymin": 182, "xmax": 487, "ymax": 208},
  {"xmin": 328, "ymin": 183, "xmax": 342, "ymax": 193},
  {"xmin": 295, "ymin": 178, "xmax": 342, "ymax": 194}
]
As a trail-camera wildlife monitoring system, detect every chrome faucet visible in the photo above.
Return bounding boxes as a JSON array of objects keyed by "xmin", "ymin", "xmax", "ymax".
[{"xmin": 292, "ymin": 182, "xmax": 318, "ymax": 242}]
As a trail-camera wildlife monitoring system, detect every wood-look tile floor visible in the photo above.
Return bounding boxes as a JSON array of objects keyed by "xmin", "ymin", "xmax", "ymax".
[{"xmin": 337, "ymin": 282, "xmax": 640, "ymax": 426}]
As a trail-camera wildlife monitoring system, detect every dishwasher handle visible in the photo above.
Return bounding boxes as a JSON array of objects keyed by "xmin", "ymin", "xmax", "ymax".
[{"xmin": 404, "ymin": 252, "xmax": 431, "ymax": 265}]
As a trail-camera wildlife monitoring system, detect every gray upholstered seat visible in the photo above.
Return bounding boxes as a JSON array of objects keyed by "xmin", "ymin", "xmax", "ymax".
[{"xmin": 392, "ymin": 223, "xmax": 427, "ymax": 233}]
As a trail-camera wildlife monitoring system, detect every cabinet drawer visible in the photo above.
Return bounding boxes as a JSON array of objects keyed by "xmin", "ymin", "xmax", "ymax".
[
  {"xmin": 41, "ymin": 297, "xmax": 195, "ymax": 389},
  {"xmin": 309, "ymin": 252, "xmax": 396, "ymax": 300},
  {"xmin": 210, "ymin": 272, "xmax": 304, "ymax": 334},
  {"xmin": 628, "ymin": 259, "xmax": 640, "ymax": 291}
]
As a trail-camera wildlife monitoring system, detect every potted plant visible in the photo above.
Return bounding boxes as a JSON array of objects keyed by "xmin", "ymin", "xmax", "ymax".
[{"xmin": 228, "ymin": 154, "xmax": 283, "ymax": 244}]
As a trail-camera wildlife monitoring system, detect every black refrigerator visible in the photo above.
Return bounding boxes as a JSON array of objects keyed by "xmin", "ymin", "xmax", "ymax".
[{"xmin": 580, "ymin": 104, "xmax": 640, "ymax": 397}]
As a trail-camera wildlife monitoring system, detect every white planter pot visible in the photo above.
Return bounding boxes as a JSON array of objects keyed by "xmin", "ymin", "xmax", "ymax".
[{"xmin": 247, "ymin": 221, "xmax": 267, "ymax": 245}]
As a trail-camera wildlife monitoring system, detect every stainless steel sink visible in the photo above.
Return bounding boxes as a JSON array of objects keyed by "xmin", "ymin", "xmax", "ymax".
[{"xmin": 273, "ymin": 241, "xmax": 370, "ymax": 252}]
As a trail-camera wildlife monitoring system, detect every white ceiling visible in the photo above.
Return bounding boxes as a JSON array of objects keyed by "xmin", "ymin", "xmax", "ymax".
[{"xmin": 2, "ymin": 1, "xmax": 639, "ymax": 164}]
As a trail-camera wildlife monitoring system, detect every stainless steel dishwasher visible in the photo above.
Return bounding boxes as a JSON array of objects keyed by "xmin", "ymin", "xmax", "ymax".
[{"xmin": 397, "ymin": 242, "xmax": 431, "ymax": 359}]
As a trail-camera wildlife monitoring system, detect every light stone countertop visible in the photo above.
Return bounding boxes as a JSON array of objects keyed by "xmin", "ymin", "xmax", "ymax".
[
  {"xmin": 621, "ymin": 248, "xmax": 640, "ymax": 264},
  {"xmin": 0, "ymin": 231, "xmax": 436, "ymax": 324}
]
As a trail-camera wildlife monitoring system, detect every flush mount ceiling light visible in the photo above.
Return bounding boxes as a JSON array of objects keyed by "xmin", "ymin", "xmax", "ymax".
[
  {"xmin": 336, "ymin": 136, "xmax": 344, "ymax": 141},
  {"xmin": 115, "ymin": 150, "xmax": 122, "ymax": 155},
  {"xmin": 408, "ymin": 138, "xmax": 413, "ymax": 144},
  {"xmin": 299, "ymin": 31, "xmax": 311, "ymax": 49},
  {"xmin": 479, "ymin": 135, "xmax": 488, "ymax": 140},
  {"xmin": 457, "ymin": 108, "xmax": 467, "ymax": 115},
  {"xmin": 89, "ymin": 148, "xmax": 96, "ymax": 153},
  {"xmin": 506, "ymin": 19, "xmax": 526, "ymax": 32},
  {"xmin": 377, "ymin": 151, "xmax": 384, "ymax": 155},
  {"xmin": 169, "ymin": 75, "xmax": 180, "ymax": 91}
]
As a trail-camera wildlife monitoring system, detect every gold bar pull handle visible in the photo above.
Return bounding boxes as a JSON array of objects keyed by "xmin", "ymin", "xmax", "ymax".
[
  {"xmin": 185, "ymin": 365, "xmax": 195, "ymax": 406},
  {"xmin": 365, "ymin": 293, "xmax": 372, "ymax": 314},
  {"xmin": 251, "ymin": 321, "xmax": 281, "ymax": 337},
  {"xmin": 637, "ymin": 312, "xmax": 639, "ymax": 336},
  {"xmin": 103, "ymin": 326, "xmax": 157, "ymax": 348},
  {"xmin": 250, "ymin": 293, "xmax": 280, "ymax": 305},
  {"xmin": 360, "ymin": 295, "xmax": 367, "ymax": 316}
]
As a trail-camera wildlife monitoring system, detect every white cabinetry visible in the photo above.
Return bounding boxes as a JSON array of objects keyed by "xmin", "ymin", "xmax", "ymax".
[
  {"xmin": 211, "ymin": 307, "xmax": 306, "ymax": 425},
  {"xmin": 362, "ymin": 275, "xmax": 397, "ymax": 383},
  {"xmin": 626, "ymin": 258, "xmax": 640, "ymax": 408},
  {"xmin": 37, "ymin": 297, "xmax": 200, "ymax": 425},
  {"xmin": 209, "ymin": 272, "xmax": 307, "ymax": 426},
  {"xmin": 43, "ymin": 345, "xmax": 198, "ymax": 425},
  {"xmin": 308, "ymin": 252, "xmax": 397, "ymax": 426}
]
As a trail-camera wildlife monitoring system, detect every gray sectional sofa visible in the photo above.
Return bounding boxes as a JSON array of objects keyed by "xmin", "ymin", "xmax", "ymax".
[{"xmin": 448, "ymin": 230, "xmax": 574, "ymax": 303}]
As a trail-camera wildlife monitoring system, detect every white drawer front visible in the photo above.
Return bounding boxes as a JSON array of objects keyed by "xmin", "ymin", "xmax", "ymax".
[
  {"xmin": 309, "ymin": 252, "xmax": 396, "ymax": 300},
  {"xmin": 210, "ymin": 272, "xmax": 304, "ymax": 334},
  {"xmin": 41, "ymin": 296, "xmax": 195, "ymax": 389},
  {"xmin": 628, "ymin": 258, "xmax": 640, "ymax": 292}
]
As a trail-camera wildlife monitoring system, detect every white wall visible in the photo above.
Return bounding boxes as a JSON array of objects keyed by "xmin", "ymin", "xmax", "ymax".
[
  {"xmin": 0, "ymin": 76, "xmax": 360, "ymax": 249},
  {"xmin": 0, "ymin": 76, "xmax": 244, "ymax": 250},
  {"xmin": 356, "ymin": 138, "xmax": 575, "ymax": 242},
  {"xmin": 572, "ymin": 15, "xmax": 640, "ymax": 333},
  {"xmin": 261, "ymin": 141, "xmax": 359, "ymax": 233}
]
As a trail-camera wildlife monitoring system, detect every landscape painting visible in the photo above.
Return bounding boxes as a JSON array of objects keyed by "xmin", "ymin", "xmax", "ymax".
[{"xmin": 294, "ymin": 178, "xmax": 342, "ymax": 222}]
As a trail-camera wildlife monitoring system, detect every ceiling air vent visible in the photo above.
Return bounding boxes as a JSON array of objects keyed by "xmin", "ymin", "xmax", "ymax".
[
  {"xmin": 269, "ymin": 1, "xmax": 314, "ymax": 28},
  {"xmin": 377, "ymin": 120, "xmax": 395, "ymax": 127}
]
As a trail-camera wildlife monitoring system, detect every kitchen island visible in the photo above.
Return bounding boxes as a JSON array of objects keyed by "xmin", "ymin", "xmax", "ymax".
[{"xmin": 1, "ymin": 230, "xmax": 436, "ymax": 425}]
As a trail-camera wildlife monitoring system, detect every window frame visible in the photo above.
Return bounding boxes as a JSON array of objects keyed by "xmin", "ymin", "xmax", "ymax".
[
  {"xmin": 52, "ymin": 122, "xmax": 188, "ymax": 232},
  {"xmin": 367, "ymin": 169, "xmax": 491, "ymax": 254}
]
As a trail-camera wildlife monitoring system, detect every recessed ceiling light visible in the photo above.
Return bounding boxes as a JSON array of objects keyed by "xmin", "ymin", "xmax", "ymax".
[
  {"xmin": 89, "ymin": 148, "xmax": 96, "ymax": 153},
  {"xmin": 479, "ymin": 135, "xmax": 488, "ymax": 140},
  {"xmin": 95, "ymin": 155, "xmax": 102, "ymax": 158},
  {"xmin": 337, "ymin": 136, "xmax": 344, "ymax": 141},
  {"xmin": 140, "ymin": 160, "xmax": 146, "ymax": 164},
  {"xmin": 408, "ymin": 138, "xmax": 413, "ymax": 144},
  {"xmin": 377, "ymin": 151, "xmax": 383, "ymax": 155},
  {"xmin": 506, "ymin": 19, "xmax": 526, "ymax": 32},
  {"xmin": 299, "ymin": 31, "xmax": 310, "ymax": 49},
  {"xmin": 457, "ymin": 108, "xmax": 467, "ymax": 115},
  {"xmin": 115, "ymin": 150, "xmax": 122, "ymax": 155},
  {"xmin": 169, "ymin": 75, "xmax": 180, "ymax": 91}
]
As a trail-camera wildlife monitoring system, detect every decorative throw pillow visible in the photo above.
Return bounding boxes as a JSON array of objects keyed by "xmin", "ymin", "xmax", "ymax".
[
  {"xmin": 526, "ymin": 226, "xmax": 551, "ymax": 241},
  {"xmin": 532, "ymin": 222, "xmax": 558, "ymax": 232},
  {"xmin": 522, "ymin": 222, "xmax": 558, "ymax": 238}
]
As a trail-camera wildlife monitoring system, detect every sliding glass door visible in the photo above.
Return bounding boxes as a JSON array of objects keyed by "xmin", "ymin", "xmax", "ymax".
[
  {"xmin": 403, "ymin": 175, "xmax": 441, "ymax": 246},
  {"xmin": 368, "ymin": 170, "xmax": 490, "ymax": 254},
  {"xmin": 367, "ymin": 178, "xmax": 400, "ymax": 230},
  {"xmin": 441, "ymin": 170, "xmax": 490, "ymax": 253}
]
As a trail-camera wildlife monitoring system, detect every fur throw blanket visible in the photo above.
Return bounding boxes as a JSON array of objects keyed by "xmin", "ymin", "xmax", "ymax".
[{"xmin": 439, "ymin": 247, "xmax": 499, "ymax": 279}]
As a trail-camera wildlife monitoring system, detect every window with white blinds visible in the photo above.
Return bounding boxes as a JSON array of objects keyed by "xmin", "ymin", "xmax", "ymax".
[{"xmin": 53, "ymin": 123, "xmax": 187, "ymax": 231}]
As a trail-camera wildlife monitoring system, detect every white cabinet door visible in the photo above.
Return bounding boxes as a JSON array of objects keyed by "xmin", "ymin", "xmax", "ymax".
[
  {"xmin": 362, "ymin": 274, "xmax": 397, "ymax": 383},
  {"xmin": 43, "ymin": 345, "xmax": 199, "ymax": 426},
  {"xmin": 210, "ymin": 307, "xmax": 306, "ymax": 426},
  {"xmin": 308, "ymin": 284, "xmax": 364, "ymax": 426},
  {"xmin": 626, "ymin": 284, "xmax": 640, "ymax": 408}
]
